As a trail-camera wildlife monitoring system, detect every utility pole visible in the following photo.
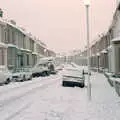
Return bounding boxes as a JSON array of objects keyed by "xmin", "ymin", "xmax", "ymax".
[{"xmin": 84, "ymin": 0, "xmax": 91, "ymax": 101}]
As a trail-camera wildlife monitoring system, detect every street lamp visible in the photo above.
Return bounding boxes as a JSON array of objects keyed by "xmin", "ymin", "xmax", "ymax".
[{"xmin": 84, "ymin": 0, "xmax": 91, "ymax": 100}]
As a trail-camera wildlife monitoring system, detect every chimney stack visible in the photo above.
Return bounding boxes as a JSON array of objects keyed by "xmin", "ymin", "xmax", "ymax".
[
  {"xmin": 0, "ymin": 8, "xmax": 3, "ymax": 17},
  {"xmin": 116, "ymin": 0, "xmax": 120, "ymax": 6}
]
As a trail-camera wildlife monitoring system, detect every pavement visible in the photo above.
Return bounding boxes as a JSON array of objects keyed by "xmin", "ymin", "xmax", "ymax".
[{"xmin": 0, "ymin": 72, "xmax": 120, "ymax": 120}]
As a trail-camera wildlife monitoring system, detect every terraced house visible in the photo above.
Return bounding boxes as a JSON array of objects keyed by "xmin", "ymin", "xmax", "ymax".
[
  {"xmin": 79, "ymin": 2, "xmax": 120, "ymax": 73},
  {"xmin": 0, "ymin": 10, "xmax": 55, "ymax": 72}
]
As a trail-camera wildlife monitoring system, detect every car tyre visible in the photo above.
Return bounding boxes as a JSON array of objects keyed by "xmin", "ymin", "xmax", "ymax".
[
  {"xmin": 46, "ymin": 71, "xmax": 50, "ymax": 76},
  {"xmin": 5, "ymin": 78, "xmax": 10, "ymax": 84},
  {"xmin": 22, "ymin": 75, "xmax": 26, "ymax": 82},
  {"xmin": 62, "ymin": 81, "xmax": 67, "ymax": 87},
  {"xmin": 29, "ymin": 75, "xmax": 32, "ymax": 80},
  {"xmin": 42, "ymin": 71, "xmax": 48, "ymax": 76},
  {"xmin": 80, "ymin": 83, "xmax": 84, "ymax": 88}
]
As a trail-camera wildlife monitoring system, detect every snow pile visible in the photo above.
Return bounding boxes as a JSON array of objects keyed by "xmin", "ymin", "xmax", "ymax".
[
  {"xmin": 11, "ymin": 73, "xmax": 120, "ymax": 120},
  {"xmin": 0, "ymin": 68, "xmax": 120, "ymax": 120}
]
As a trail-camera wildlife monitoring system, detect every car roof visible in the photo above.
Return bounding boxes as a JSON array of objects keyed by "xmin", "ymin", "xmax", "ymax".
[{"xmin": 63, "ymin": 68, "xmax": 83, "ymax": 78}]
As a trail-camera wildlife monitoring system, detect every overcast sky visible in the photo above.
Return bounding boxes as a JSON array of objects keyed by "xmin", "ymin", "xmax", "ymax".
[{"xmin": 1, "ymin": 0, "xmax": 116, "ymax": 53}]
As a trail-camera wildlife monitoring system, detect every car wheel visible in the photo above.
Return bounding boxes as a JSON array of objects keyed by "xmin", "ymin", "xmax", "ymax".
[
  {"xmin": 29, "ymin": 75, "xmax": 32, "ymax": 80},
  {"xmin": 36, "ymin": 73, "xmax": 39, "ymax": 77},
  {"xmin": 42, "ymin": 72, "xmax": 46, "ymax": 77},
  {"xmin": 46, "ymin": 71, "xmax": 50, "ymax": 76},
  {"xmin": 62, "ymin": 81, "xmax": 67, "ymax": 86},
  {"xmin": 5, "ymin": 78, "xmax": 10, "ymax": 84},
  {"xmin": 22, "ymin": 75, "xmax": 26, "ymax": 81},
  {"xmin": 80, "ymin": 83, "xmax": 85, "ymax": 88},
  {"xmin": 32, "ymin": 74, "xmax": 35, "ymax": 78},
  {"xmin": 0, "ymin": 83, "xmax": 3, "ymax": 86},
  {"xmin": 20, "ymin": 79, "xmax": 24, "ymax": 82}
]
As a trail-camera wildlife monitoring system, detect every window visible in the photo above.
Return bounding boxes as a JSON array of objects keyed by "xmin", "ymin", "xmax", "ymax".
[
  {"xmin": 12, "ymin": 30, "xmax": 15, "ymax": 44},
  {"xmin": 0, "ymin": 48, "xmax": 5, "ymax": 65},
  {"xmin": 26, "ymin": 54, "xmax": 29, "ymax": 66},
  {"xmin": 4, "ymin": 31, "xmax": 7, "ymax": 43},
  {"xmin": 20, "ymin": 55, "xmax": 24, "ymax": 67}
]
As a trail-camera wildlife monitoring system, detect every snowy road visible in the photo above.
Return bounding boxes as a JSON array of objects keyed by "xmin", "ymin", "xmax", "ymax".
[{"xmin": 0, "ymin": 72, "xmax": 120, "ymax": 120}]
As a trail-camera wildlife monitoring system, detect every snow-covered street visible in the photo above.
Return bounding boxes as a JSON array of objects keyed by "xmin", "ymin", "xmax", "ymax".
[{"xmin": 0, "ymin": 72, "xmax": 120, "ymax": 120}]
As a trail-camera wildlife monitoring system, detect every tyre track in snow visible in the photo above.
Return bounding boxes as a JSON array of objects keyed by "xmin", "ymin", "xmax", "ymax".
[
  {"xmin": 4, "ymin": 101, "xmax": 32, "ymax": 120},
  {"xmin": 0, "ymin": 76, "xmax": 60, "ymax": 109},
  {"xmin": 0, "ymin": 75, "xmax": 58, "ymax": 97},
  {"xmin": 0, "ymin": 76, "xmax": 61, "ymax": 120}
]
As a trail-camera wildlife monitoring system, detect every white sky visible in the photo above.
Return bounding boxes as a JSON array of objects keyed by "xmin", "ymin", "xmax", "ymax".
[{"xmin": 1, "ymin": 0, "xmax": 116, "ymax": 53}]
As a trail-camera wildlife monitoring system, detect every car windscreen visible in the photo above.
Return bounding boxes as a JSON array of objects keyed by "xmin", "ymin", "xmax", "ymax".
[{"xmin": 37, "ymin": 64, "xmax": 48, "ymax": 67}]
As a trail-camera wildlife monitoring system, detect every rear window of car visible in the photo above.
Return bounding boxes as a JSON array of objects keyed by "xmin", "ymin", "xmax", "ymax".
[{"xmin": 63, "ymin": 69, "xmax": 83, "ymax": 77}]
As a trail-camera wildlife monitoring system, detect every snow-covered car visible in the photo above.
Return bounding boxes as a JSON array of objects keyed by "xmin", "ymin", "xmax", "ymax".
[
  {"xmin": 62, "ymin": 67, "xmax": 85, "ymax": 88},
  {"xmin": 48, "ymin": 62, "xmax": 57, "ymax": 74},
  {"xmin": 12, "ymin": 68, "xmax": 32, "ymax": 82},
  {"xmin": 0, "ymin": 65, "xmax": 12, "ymax": 85},
  {"xmin": 70, "ymin": 63, "xmax": 90, "ymax": 75},
  {"xmin": 12, "ymin": 69, "xmax": 24, "ymax": 82},
  {"xmin": 23, "ymin": 67, "xmax": 32, "ymax": 80},
  {"xmin": 32, "ymin": 57, "xmax": 56, "ymax": 77},
  {"xmin": 32, "ymin": 63, "xmax": 50, "ymax": 77}
]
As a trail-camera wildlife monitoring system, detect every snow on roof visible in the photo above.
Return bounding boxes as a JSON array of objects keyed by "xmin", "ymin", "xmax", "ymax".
[
  {"xmin": 112, "ymin": 37, "xmax": 120, "ymax": 42},
  {"xmin": 100, "ymin": 49, "xmax": 108, "ymax": 54},
  {"xmin": 36, "ymin": 57, "xmax": 55, "ymax": 64},
  {"xmin": 0, "ymin": 18, "xmax": 7, "ymax": 25},
  {"xmin": 0, "ymin": 17, "xmax": 50, "ymax": 51},
  {"xmin": 32, "ymin": 52, "xmax": 38, "ymax": 55},
  {"xmin": 96, "ymin": 53, "xmax": 100, "ymax": 56},
  {"xmin": 36, "ymin": 40, "xmax": 47, "ymax": 49},
  {"xmin": 105, "ymin": 45, "xmax": 112, "ymax": 51},
  {"xmin": 40, "ymin": 57, "xmax": 55, "ymax": 61},
  {"xmin": 0, "ymin": 17, "xmax": 36, "ymax": 41},
  {"xmin": 91, "ymin": 54, "xmax": 95, "ymax": 57},
  {"xmin": 0, "ymin": 42, "xmax": 8, "ymax": 48},
  {"xmin": 7, "ymin": 44, "xmax": 18, "ymax": 49}
]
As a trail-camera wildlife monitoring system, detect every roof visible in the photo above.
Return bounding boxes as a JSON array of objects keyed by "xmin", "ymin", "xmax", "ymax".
[
  {"xmin": 96, "ymin": 53, "xmax": 100, "ymax": 56},
  {"xmin": 0, "ymin": 42, "xmax": 8, "ymax": 48},
  {"xmin": 112, "ymin": 37, "xmax": 120, "ymax": 42},
  {"xmin": 100, "ymin": 49, "xmax": 108, "ymax": 54},
  {"xmin": 107, "ymin": 45, "xmax": 112, "ymax": 50},
  {"xmin": 0, "ymin": 17, "xmax": 36, "ymax": 41},
  {"xmin": 63, "ymin": 68, "xmax": 83, "ymax": 78}
]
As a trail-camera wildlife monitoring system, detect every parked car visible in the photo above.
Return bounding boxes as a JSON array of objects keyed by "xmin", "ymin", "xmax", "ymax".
[
  {"xmin": 62, "ymin": 67, "xmax": 85, "ymax": 88},
  {"xmin": 48, "ymin": 62, "xmax": 57, "ymax": 74},
  {"xmin": 32, "ymin": 57, "xmax": 56, "ymax": 77},
  {"xmin": 23, "ymin": 67, "xmax": 32, "ymax": 80},
  {"xmin": 32, "ymin": 63, "xmax": 50, "ymax": 77},
  {"xmin": 0, "ymin": 65, "xmax": 12, "ymax": 85},
  {"xmin": 12, "ymin": 69, "xmax": 24, "ymax": 82},
  {"xmin": 12, "ymin": 68, "xmax": 32, "ymax": 82},
  {"xmin": 70, "ymin": 63, "xmax": 91, "ymax": 75}
]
